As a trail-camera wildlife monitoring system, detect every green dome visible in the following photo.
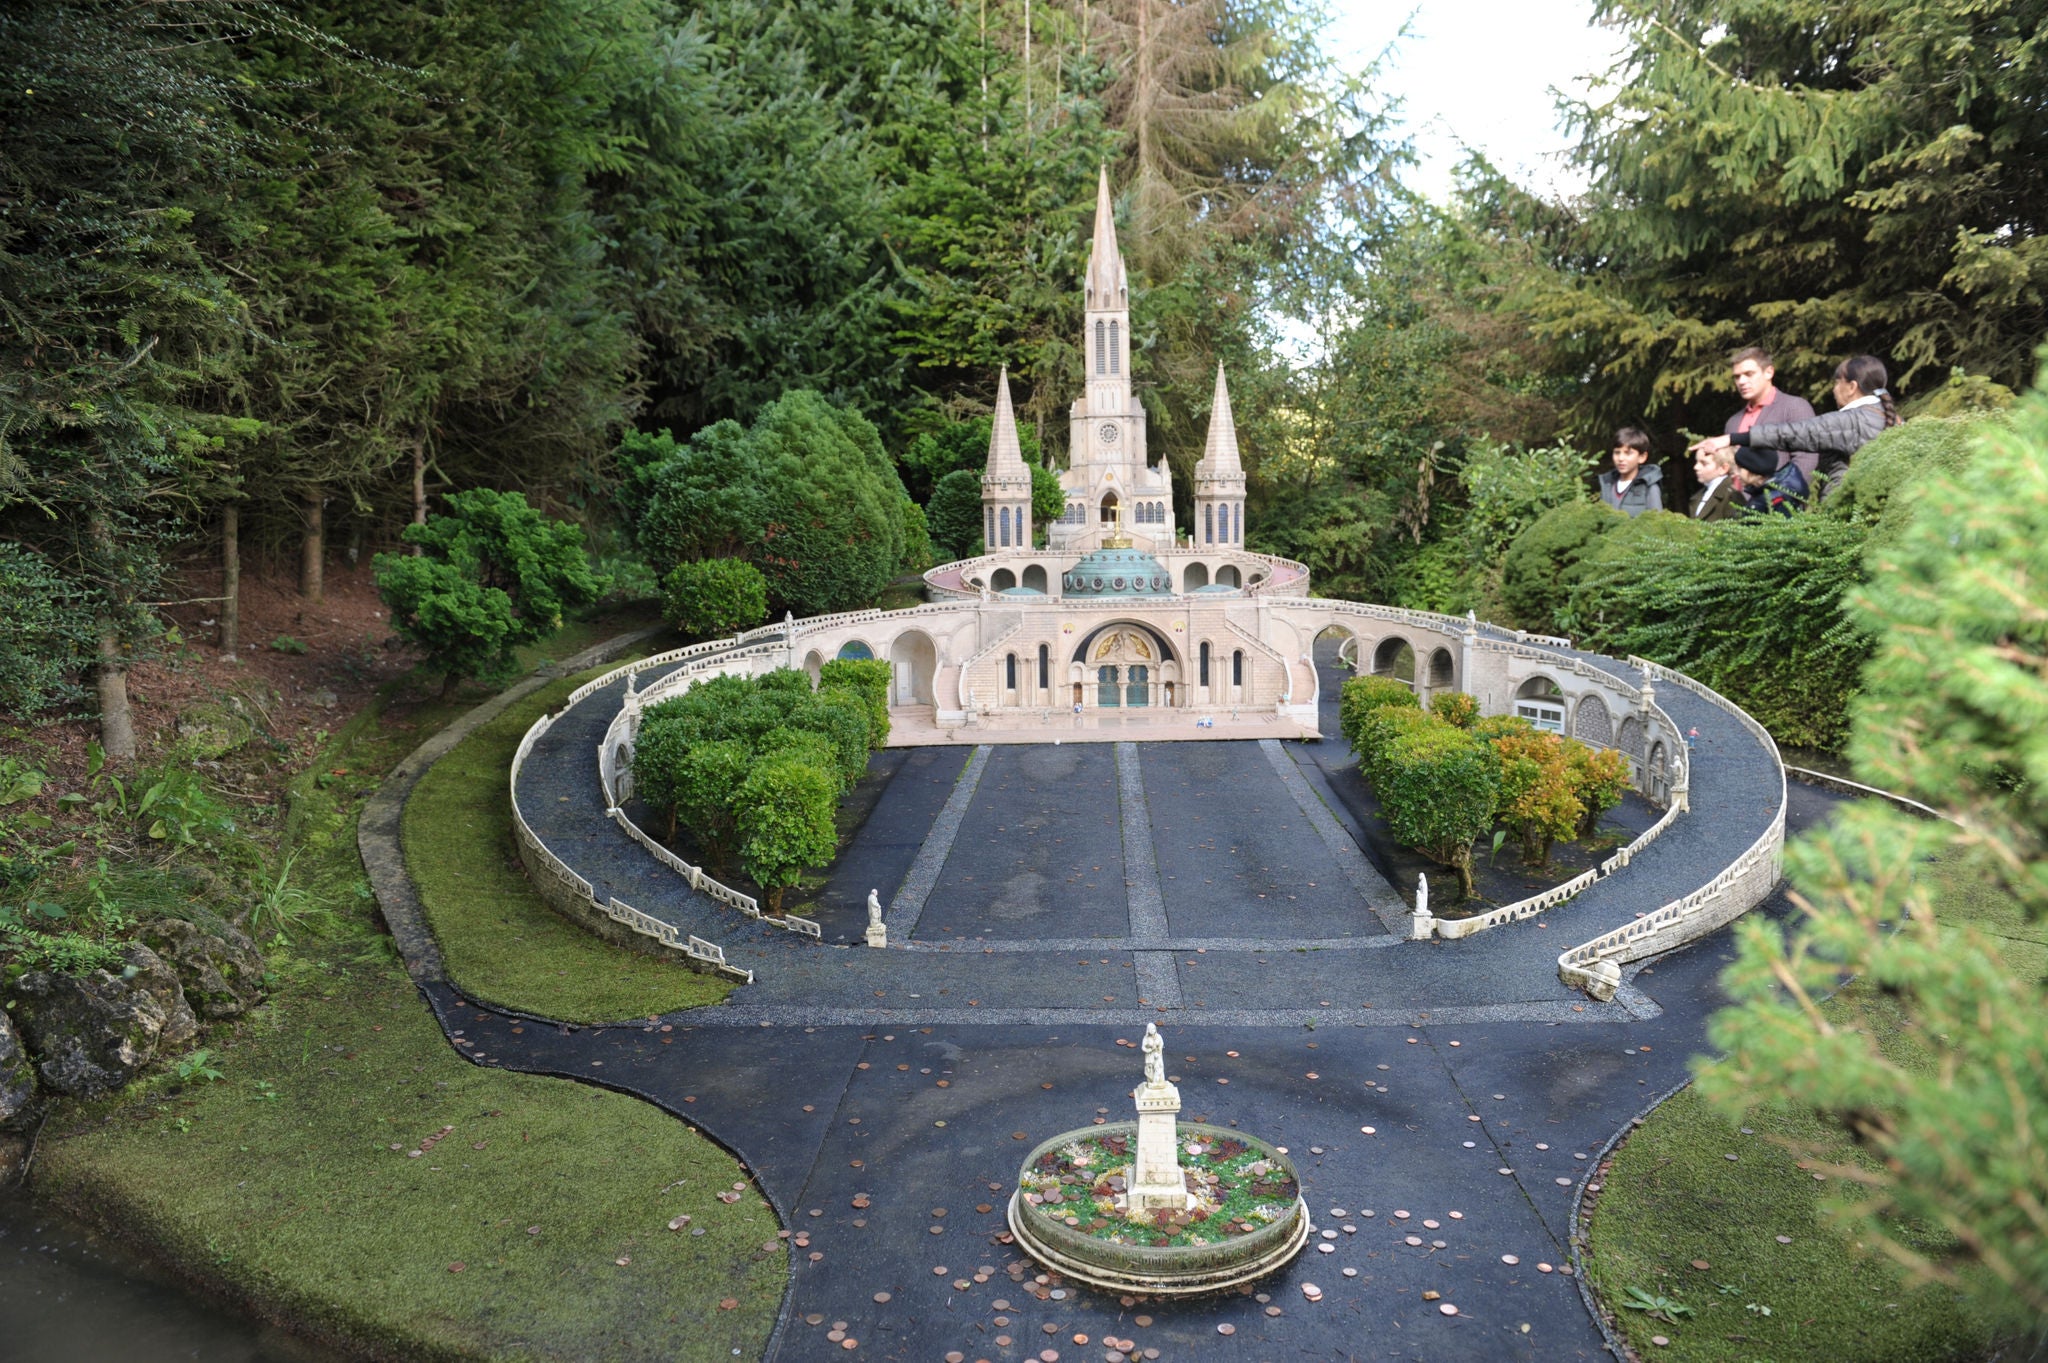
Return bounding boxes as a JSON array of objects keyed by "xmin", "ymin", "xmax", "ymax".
[{"xmin": 1062, "ymin": 546, "xmax": 1175, "ymax": 597}]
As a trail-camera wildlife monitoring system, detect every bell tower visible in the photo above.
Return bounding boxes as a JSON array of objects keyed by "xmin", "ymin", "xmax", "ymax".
[
  {"xmin": 1193, "ymin": 364, "xmax": 1247, "ymax": 547},
  {"xmin": 980, "ymin": 368, "xmax": 1033, "ymax": 552},
  {"xmin": 1070, "ymin": 166, "xmax": 1145, "ymax": 476}
]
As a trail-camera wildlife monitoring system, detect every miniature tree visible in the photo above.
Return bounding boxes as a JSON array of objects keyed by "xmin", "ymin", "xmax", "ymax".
[
  {"xmin": 1568, "ymin": 744, "xmax": 1632, "ymax": 838},
  {"xmin": 374, "ymin": 490, "xmax": 606, "ymax": 694},
  {"xmin": 1488, "ymin": 728, "xmax": 1582, "ymax": 867},
  {"xmin": 661, "ymin": 558, "xmax": 768, "ymax": 641},
  {"xmin": 1374, "ymin": 722, "xmax": 1499, "ymax": 898},
  {"xmin": 1428, "ymin": 691, "xmax": 1479, "ymax": 728},
  {"xmin": 1698, "ymin": 372, "xmax": 2048, "ymax": 1330},
  {"xmin": 1338, "ymin": 674, "xmax": 1418, "ymax": 753},
  {"xmin": 818, "ymin": 657, "xmax": 893, "ymax": 747},
  {"xmin": 736, "ymin": 755, "xmax": 838, "ymax": 916}
]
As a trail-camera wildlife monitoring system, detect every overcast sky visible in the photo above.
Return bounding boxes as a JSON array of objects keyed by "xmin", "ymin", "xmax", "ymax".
[{"xmin": 1324, "ymin": 1, "xmax": 1631, "ymax": 201}]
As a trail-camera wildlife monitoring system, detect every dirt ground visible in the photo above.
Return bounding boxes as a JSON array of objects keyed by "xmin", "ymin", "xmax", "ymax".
[{"xmin": 1, "ymin": 555, "xmax": 417, "ymax": 853}]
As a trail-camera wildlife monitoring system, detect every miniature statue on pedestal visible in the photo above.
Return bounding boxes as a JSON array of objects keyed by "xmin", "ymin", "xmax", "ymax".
[
  {"xmin": 865, "ymin": 889, "xmax": 887, "ymax": 948},
  {"xmin": 1127, "ymin": 1022, "xmax": 1189, "ymax": 1213}
]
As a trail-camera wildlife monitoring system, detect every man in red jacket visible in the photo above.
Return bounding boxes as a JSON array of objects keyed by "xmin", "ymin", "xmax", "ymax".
[{"xmin": 1724, "ymin": 347, "xmax": 1817, "ymax": 480}]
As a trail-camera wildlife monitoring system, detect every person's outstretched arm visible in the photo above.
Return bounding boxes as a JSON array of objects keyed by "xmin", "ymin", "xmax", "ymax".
[{"xmin": 1733, "ymin": 406, "xmax": 1879, "ymax": 456}]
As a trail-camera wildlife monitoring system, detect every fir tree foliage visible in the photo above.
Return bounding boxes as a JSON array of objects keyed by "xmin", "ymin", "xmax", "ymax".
[
  {"xmin": 1521, "ymin": 0, "xmax": 2048, "ymax": 435},
  {"xmin": 1698, "ymin": 366, "xmax": 2048, "ymax": 1330}
]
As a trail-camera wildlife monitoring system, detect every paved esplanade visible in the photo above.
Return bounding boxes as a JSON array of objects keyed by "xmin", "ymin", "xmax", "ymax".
[{"xmin": 461, "ymin": 643, "xmax": 1805, "ymax": 1361}]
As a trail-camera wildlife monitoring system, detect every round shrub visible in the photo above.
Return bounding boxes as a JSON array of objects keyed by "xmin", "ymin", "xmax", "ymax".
[
  {"xmin": 1429, "ymin": 691, "xmax": 1479, "ymax": 728},
  {"xmin": 661, "ymin": 558, "xmax": 768, "ymax": 641},
  {"xmin": 736, "ymin": 756, "xmax": 839, "ymax": 916},
  {"xmin": 1500, "ymin": 501, "xmax": 1627, "ymax": 636}
]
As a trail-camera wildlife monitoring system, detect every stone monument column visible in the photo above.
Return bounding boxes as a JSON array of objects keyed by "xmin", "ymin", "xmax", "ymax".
[{"xmin": 1128, "ymin": 1022, "xmax": 1189, "ymax": 1212}]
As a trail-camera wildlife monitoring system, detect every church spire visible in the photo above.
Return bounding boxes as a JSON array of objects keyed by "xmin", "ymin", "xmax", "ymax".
[
  {"xmin": 1084, "ymin": 164, "xmax": 1126, "ymax": 307},
  {"xmin": 981, "ymin": 367, "xmax": 1033, "ymax": 552},
  {"xmin": 1197, "ymin": 363, "xmax": 1242, "ymax": 477},
  {"xmin": 984, "ymin": 368, "xmax": 1027, "ymax": 480},
  {"xmin": 1192, "ymin": 362, "xmax": 1246, "ymax": 548}
]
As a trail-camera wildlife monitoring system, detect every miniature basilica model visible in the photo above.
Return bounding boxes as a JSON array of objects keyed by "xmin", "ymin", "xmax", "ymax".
[{"xmin": 898, "ymin": 167, "xmax": 1317, "ymax": 730}]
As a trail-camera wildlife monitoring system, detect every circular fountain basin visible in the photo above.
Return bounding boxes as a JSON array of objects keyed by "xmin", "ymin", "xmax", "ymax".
[{"xmin": 1006, "ymin": 1121, "xmax": 1311, "ymax": 1296}]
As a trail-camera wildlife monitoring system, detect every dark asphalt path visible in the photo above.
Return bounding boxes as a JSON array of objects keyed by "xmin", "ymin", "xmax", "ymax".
[
  {"xmin": 427, "ymin": 848, "xmax": 1823, "ymax": 1363},
  {"xmin": 455, "ymin": 631, "xmax": 1822, "ymax": 1361}
]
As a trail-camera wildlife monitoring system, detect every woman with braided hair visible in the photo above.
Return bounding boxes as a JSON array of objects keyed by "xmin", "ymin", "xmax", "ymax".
[{"xmin": 1692, "ymin": 354, "xmax": 1901, "ymax": 499}]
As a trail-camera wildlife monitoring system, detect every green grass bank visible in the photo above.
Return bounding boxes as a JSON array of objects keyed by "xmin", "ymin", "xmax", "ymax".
[
  {"xmin": 403, "ymin": 663, "xmax": 735, "ymax": 1023},
  {"xmin": 33, "ymin": 619, "xmax": 784, "ymax": 1363},
  {"xmin": 1584, "ymin": 838, "xmax": 2039, "ymax": 1363}
]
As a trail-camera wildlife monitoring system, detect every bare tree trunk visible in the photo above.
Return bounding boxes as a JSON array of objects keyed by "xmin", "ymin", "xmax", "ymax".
[
  {"xmin": 300, "ymin": 489, "xmax": 324, "ymax": 604},
  {"xmin": 96, "ymin": 630, "xmax": 136, "ymax": 766},
  {"xmin": 411, "ymin": 438, "xmax": 428, "ymax": 554},
  {"xmin": 220, "ymin": 503, "xmax": 239, "ymax": 658}
]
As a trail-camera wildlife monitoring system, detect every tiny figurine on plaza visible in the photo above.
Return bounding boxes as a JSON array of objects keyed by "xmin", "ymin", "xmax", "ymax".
[
  {"xmin": 1007, "ymin": 1022, "xmax": 1310, "ymax": 1295},
  {"xmin": 864, "ymin": 889, "xmax": 887, "ymax": 948}
]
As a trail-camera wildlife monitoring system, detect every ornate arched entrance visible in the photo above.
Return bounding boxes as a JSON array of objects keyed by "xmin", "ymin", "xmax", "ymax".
[
  {"xmin": 1073, "ymin": 622, "xmax": 1175, "ymax": 708},
  {"xmin": 888, "ymin": 629, "xmax": 937, "ymax": 705}
]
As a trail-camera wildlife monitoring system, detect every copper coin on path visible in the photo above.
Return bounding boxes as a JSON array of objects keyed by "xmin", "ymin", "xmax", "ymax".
[
  {"xmin": 841, "ymin": 1340, "xmax": 859, "ymax": 1351},
  {"xmin": 1264, "ymin": 1306, "xmax": 1282, "ymax": 1318},
  {"xmin": 976, "ymin": 1203, "xmax": 994, "ymax": 1214},
  {"xmin": 1134, "ymin": 1316, "xmax": 1152, "ymax": 1327},
  {"xmin": 873, "ymin": 1292, "xmax": 891, "ymax": 1303},
  {"xmin": 946, "ymin": 1354, "xmax": 965, "ymax": 1363},
  {"xmin": 1216, "ymin": 1324, "xmax": 1236, "ymax": 1336},
  {"xmin": 1439, "ymin": 1303, "xmax": 1458, "ymax": 1316},
  {"xmin": 806, "ymin": 1314, "xmax": 824, "ymax": 1326}
]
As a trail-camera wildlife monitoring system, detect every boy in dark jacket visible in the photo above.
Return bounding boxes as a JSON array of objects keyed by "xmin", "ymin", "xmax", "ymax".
[
  {"xmin": 1732, "ymin": 447, "xmax": 1806, "ymax": 516},
  {"xmin": 1598, "ymin": 427, "xmax": 1663, "ymax": 516}
]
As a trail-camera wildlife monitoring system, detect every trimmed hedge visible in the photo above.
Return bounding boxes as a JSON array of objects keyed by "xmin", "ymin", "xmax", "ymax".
[
  {"xmin": 1338, "ymin": 674, "xmax": 1418, "ymax": 753},
  {"xmin": 631, "ymin": 666, "xmax": 887, "ymax": 913}
]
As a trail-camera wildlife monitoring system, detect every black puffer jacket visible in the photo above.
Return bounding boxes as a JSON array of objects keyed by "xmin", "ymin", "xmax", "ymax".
[{"xmin": 1735, "ymin": 402, "xmax": 1888, "ymax": 493}]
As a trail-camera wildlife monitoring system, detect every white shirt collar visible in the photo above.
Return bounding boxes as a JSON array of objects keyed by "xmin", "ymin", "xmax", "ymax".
[{"xmin": 1842, "ymin": 393, "xmax": 1880, "ymax": 411}]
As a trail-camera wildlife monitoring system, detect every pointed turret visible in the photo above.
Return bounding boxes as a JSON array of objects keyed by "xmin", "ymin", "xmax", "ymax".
[
  {"xmin": 1084, "ymin": 164, "xmax": 1126, "ymax": 307},
  {"xmin": 1193, "ymin": 363, "xmax": 1248, "ymax": 548},
  {"xmin": 980, "ymin": 368, "xmax": 1034, "ymax": 554},
  {"xmin": 1196, "ymin": 364, "xmax": 1243, "ymax": 478},
  {"xmin": 985, "ymin": 368, "xmax": 1027, "ymax": 480}
]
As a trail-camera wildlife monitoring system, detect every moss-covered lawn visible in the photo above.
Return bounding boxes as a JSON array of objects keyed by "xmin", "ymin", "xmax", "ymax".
[
  {"xmin": 403, "ymin": 665, "xmax": 735, "ymax": 1023},
  {"xmin": 36, "ymin": 950, "xmax": 783, "ymax": 1363},
  {"xmin": 36, "ymin": 622, "xmax": 783, "ymax": 1363},
  {"xmin": 1584, "ymin": 840, "xmax": 2027, "ymax": 1363}
]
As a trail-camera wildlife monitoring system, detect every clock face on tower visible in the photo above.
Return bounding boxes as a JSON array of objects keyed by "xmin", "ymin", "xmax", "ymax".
[{"xmin": 1098, "ymin": 422, "xmax": 1121, "ymax": 446}]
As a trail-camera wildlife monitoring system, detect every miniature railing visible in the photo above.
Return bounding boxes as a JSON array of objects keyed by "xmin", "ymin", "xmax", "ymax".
[
  {"xmin": 506, "ymin": 712, "xmax": 755, "ymax": 980},
  {"xmin": 1556, "ymin": 660, "xmax": 1788, "ymax": 999},
  {"xmin": 1427, "ymin": 636, "xmax": 1688, "ymax": 940},
  {"xmin": 589, "ymin": 649, "xmax": 824, "ymax": 939}
]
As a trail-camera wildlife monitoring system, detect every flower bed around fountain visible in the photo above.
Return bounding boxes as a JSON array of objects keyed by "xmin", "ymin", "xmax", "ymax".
[{"xmin": 1007, "ymin": 1122, "xmax": 1311, "ymax": 1296}]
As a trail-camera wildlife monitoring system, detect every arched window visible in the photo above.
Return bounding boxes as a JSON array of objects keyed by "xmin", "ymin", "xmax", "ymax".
[
  {"xmin": 1232, "ymin": 504, "xmax": 1241, "ymax": 542},
  {"xmin": 1095, "ymin": 319, "xmax": 1106, "ymax": 375},
  {"xmin": 1232, "ymin": 649, "xmax": 1244, "ymax": 687},
  {"xmin": 1204, "ymin": 504, "xmax": 1215, "ymax": 544},
  {"xmin": 998, "ymin": 505, "xmax": 1011, "ymax": 547},
  {"xmin": 1037, "ymin": 643, "xmax": 1049, "ymax": 689},
  {"xmin": 985, "ymin": 508, "xmax": 994, "ymax": 545},
  {"xmin": 1109, "ymin": 320, "xmax": 1119, "ymax": 374},
  {"xmin": 1005, "ymin": 652, "xmax": 1017, "ymax": 690},
  {"xmin": 1199, "ymin": 641, "xmax": 1211, "ymax": 686}
]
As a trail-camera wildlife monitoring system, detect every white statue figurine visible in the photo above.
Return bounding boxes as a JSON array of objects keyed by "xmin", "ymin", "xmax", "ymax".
[
  {"xmin": 1412, "ymin": 872, "xmax": 1434, "ymax": 941},
  {"xmin": 1141, "ymin": 1021, "xmax": 1166, "ymax": 1086},
  {"xmin": 864, "ymin": 889, "xmax": 887, "ymax": 948}
]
